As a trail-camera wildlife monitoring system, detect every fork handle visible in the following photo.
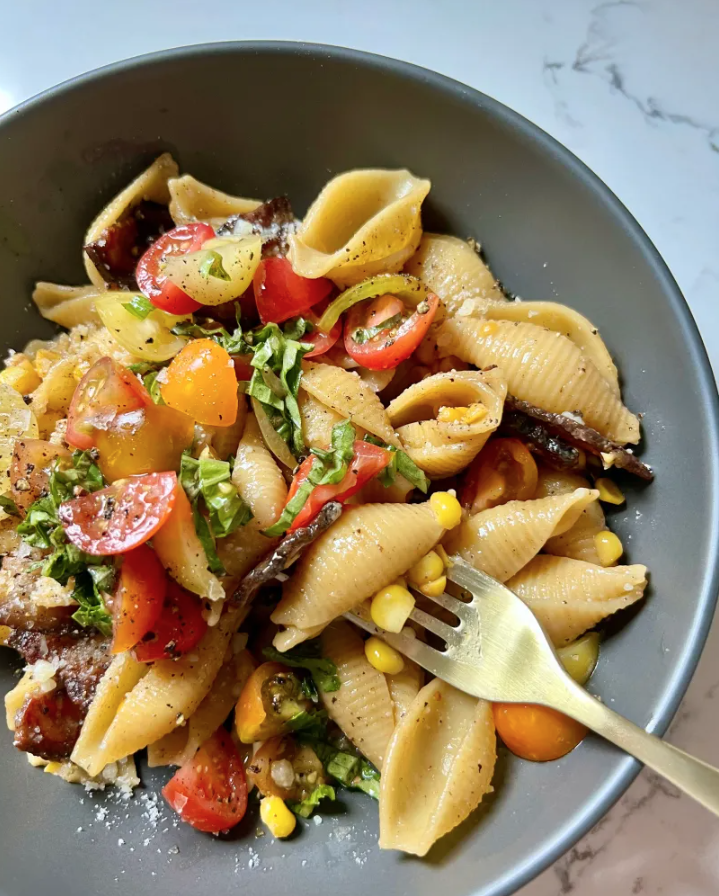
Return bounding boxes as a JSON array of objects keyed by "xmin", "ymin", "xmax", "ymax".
[{"xmin": 556, "ymin": 681, "xmax": 719, "ymax": 817}]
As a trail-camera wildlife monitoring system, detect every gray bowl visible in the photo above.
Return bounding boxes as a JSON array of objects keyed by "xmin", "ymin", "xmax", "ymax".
[{"xmin": 0, "ymin": 42, "xmax": 717, "ymax": 896}]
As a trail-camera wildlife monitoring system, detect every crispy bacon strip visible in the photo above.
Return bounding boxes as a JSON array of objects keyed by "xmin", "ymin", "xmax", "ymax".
[{"xmin": 217, "ymin": 196, "xmax": 297, "ymax": 257}]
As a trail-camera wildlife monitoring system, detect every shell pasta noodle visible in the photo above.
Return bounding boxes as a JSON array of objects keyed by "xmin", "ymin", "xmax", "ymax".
[{"xmin": 0, "ymin": 157, "xmax": 652, "ymax": 858}]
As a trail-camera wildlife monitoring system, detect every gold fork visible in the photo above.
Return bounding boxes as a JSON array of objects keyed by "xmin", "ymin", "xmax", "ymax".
[{"xmin": 345, "ymin": 556, "xmax": 719, "ymax": 816}]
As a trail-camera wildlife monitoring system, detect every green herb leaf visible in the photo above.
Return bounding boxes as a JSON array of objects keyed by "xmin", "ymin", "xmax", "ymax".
[
  {"xmin": 170, "ymin": 306, "xmax": 250, "ymax": 356},
  {"xmin": 180, "ymin": 451, "xmax": 252, "ymax": 539},
  {"xmin": 0, "ymin": 495, "xmax": 20, "ymax": 516},
  {"xmin": 300, "ymin": 676, "xmax": 319, "ymax": 703},
  {"xmin": 262, "ymin": 639, "xmax": 341, "ymax": 693},
  {"xmin": 363, "ymin": 435, "xmax": 430, "ymax": 493},
  {"xmin": 142, "ymin": 370, "xmax": 166, "ymax": 405},
  {"xmin": 122, "ymin": 295, "xmax": 155, "ymax": 320},
  {"xmin": 71, "ymin": 566, "xmax": 114, "ymax": 637},
  {"xmin": 127, "ymin": 361, "xmax": 158, "ymax": 375},
  {"xmin": 350, "ymin": 311, "xmax": 403, "ymax": 346},
  {"xmin": 49, "ymin": 450, "xmax": 105, "ymax": 505},
  {"xmin": 288, "ymin": 783, "xmax": 336, "ymax": 819},
  {"xmin": 191, "ymin": 499, "xmax": 225, "ymax": 575},
  {"xmin": 300, "ymin": 737, "xmax": 380, "ymax": 800},
  {"xmin": 262, "ymin": 479, "xmax": 314, "ymax": 538},
  {"xmin": 17, "ymin": 495, "xmax": 60, "ymax": 549},
  {"xmin": 199, "ymin": 250, "xmax": 231, "ymax": 281},
  {"xmin": 285, "ymin": 708, "xmax": 329, "ymax": 739}
]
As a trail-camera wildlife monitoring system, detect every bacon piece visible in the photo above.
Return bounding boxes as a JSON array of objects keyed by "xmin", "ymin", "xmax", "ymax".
[
  {"xmin": 13, "ymin": 687, "xmax": 84, "ymax": 761},
  {"xmin": 217, "ymin": 197, "xmax": 297, "ymax": 257}
]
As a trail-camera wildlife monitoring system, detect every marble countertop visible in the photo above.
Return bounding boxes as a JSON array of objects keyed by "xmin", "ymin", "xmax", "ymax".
[{"xmin": 1, "ymin": 1, "xmax": 717, "ymax": 893}]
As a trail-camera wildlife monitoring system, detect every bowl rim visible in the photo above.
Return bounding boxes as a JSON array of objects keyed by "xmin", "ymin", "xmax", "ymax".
[{"xmin": 2, "ymin": 39, "xmax": 719, "ymax": 896}]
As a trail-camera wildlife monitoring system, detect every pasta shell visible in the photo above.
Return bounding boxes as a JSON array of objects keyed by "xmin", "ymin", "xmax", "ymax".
[
  {"xmin": 147, "ymin": 648, "xmax": 255, "ymax": 767},
  {"xmin": 437, "ymin": 317, "xmax": 640, "ymax": 443},
  {"xmin": 232, "ymin": 412, "xmax": 288, "ymax": 528},
  {"xmin": 71, "ymin": 653, "xmax": 148, "ymax": 776},
  {"xmin": 298, "ymin": 389, "xmax": 345, "ymax": 449},
  {"xmin": 404, "ymin": 233, "xmax": 505, "ymax": 314},
  {"xmin": 289, "ymin": 169, "xmax": 431, "ymax": 286},
  {"xmin": 388, "ymin": 369, "xmax": 506, "ymax": 477},
  {"xmin": 32, "ymin": 282, "xmax": 103, "ymax": 328},
  {"xmin": 320, "ymin": 620, "xmax": 394, "ymax": 769},
  {"xmin": 379, "ymin": 679, "xmax": 496, "ymax": 856},
  {"xmin": 444, "ymin": 488, "xmax": 599, "ymax": 582},
  {"xmin": 301, "ymin": 361, "xmax": 399, "ymax": 446},
  {"xmin": 83, "ymin": 153, "xmax": 179, "ymax": 287},
  {"xmin": 535, "ymin": 468, "xmax": 607, "ymax": 564},
  {"xmin": 507, "ymin": 555, "xmax": 647, "ymax": 645},
  {"xmin": 386, "ymin": 656, "xmax": 424, "ymax": 724},
  {"xmin": 168, "ymin": 174, "xmax": 260, "ymax": 227},
  {"xmin": 271, "ymin": 502, "xmax": 445, "ymax": 640}
]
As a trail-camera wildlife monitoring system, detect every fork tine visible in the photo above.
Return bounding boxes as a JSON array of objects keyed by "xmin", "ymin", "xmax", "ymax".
[
  {"xmin": 408, "ymin": 607, "xmax": 459, "ymax": 643},
  {"xmin": 447, "ymin": 556, "xmax": 502, "ymax": 596},
  {"xmin": 412, "ymin": 585, "xmax": 472, "ymax": 622},
  {"xmin": 343, "ymin": 611, "xmax": 449, "ymax": 671}
]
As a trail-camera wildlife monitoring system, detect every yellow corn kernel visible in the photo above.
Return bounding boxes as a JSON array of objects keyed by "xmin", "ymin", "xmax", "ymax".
[
  {"xmin": 557, "ymin": 632, "xmax": 600, "ymax": 685},
  {"xmin": 0, "ymin": 625, "xmax": 11, "ymax": 646},
  {"xmin": 435, "ymin": 544, "xmax": 452, "ymax": 568},
  {"xmin": 0, "ymin": 359, "xmax": 41, "ymax": 395},
  {"xmin": 420, "ymin": 575, "xmax": 447, "ymax": 598},
  {"xmin": 479, "ymin": 320, "xmax": 498, "ymax": 337},
  {"xmin": 437, "ymin": 405, "xmax": 469, "ymax": 424},
  {"xmin": 364, "ymin": 636, "xmax": 404, "ymax": 675},
  {"xmin": 430, "ymin": 491, "xmax": 463, "ymax": 529},
  {"xmin": 371, "ymin": 584, "xmax": 415, "ymax": 633},
  {"xmin": 595, "ymin": 478, "xmax": 625, "ymax": 505},
  {"xmin": 259, "ymin": 796, "xmax": 297, "ymax": 839},
  {"xmin": 462, "ymin": 403, "xmax": 488, "ymax": 425},
  {"xmin": 408, "ymin": 550, "xmax": 445, "ymax": 586},
  {"xmin": 43, "ymin": 761, "xmax": 62, "ymax": 775},
  {"xmin": 33, "ymin": 349, "xmax": 61, "ymax": 378},
  {"xmin": 594, "ymin": 530, "xmax": 623, "ymax": 566}
]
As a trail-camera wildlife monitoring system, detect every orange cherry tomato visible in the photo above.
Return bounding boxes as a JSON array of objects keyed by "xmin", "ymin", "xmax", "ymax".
[
  {"xmin": 10, "ymin": 439, "xmax": 71, "ymax": 513},
  {"xmin": 460, "ymin": 438, "xmax": 538, "ymax": 514},
  {"xmin": 58, "ymin": 471, "xmax": 178, "ymax": 555},
  {"xmin": 110, "ymin": 544, "xmax": 167, "ymax": 654},
  {"xmin": 161, "ymin": 338, "xmax": 238, "ymax": 427},
  {"xmin": 493, "ymin": 703, "xmax": 587, "ymax": 762},
  {"xmin": 235, "ymin": 662, "xmax": 307, "ymax": 744},
  {"xmin": 94, "ymin": 403, "xmax": 195, "ymax": 482},
  {"xmin": 162, "ymin": 728, "xmax": 248, "ymax": 833},
  {"xmin": 133, "ymin": 580, "xmax": 207, "ymax": 662}
]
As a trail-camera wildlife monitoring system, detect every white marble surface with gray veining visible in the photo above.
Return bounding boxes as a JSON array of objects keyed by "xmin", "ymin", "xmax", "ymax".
[{"xmin": 1, "ymin": 1, "xmax": 717, "ymax": 893}]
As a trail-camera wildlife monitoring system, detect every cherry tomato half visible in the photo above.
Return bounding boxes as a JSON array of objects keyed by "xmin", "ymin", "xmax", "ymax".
[
  {"xmin": 460, "ymin": 438, "xmax": 539, "ymax": 515},
  {"xmin": 58, "ymin": 471, "xmax": 178, "ymax": 555},
  {"xmin": 344, "ymin": 292, "xmax": 440, "ymax": 370},
  {"xmin": 161, "ymin": 338, "xmax": 238, "ymax": 427},
  {"xmin": 284, "ymin": 440, "xmax": 391, "ymax": 531},
  {"xmin": 162, "ymin": 727, "xmax": 248, "ymax": 833},
  {"xmin": 235, "ymin": 662, "xmax": 301, "ymax": 744},
  {"xmin": 67, "ymin": 357, "xmax": 151, "ymax": 450},
  {"xmin": 302, "ymin": 298, "xmax": 342, "ymax": 358},
  {"xmin": 136, "ymin": 222, "xmax": 215, "ymax": 314},
  {"xmin": 493, "ymin": 703, "xmax": 587, "ymax": 762},
  {"xmin": 253, "ymin": 256, "xmax": 332, "ymax": 324},
  {"xmin": 110, "ymin": 544, "xmax": 167, "ymax": 654},
  {"xmin": 133, "ymin": 580, "xmax": 207, "ymax": 662},
  {"xmin": 10, "ymin": 439, "xmax": 70, "ymax": 513}
]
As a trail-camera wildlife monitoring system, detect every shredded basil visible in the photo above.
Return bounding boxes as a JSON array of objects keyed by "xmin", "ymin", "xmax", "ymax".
[
  {"xmin": 363, "ymin": 434, "xmax": 430, "ymax": 494},
  {"xmin": 170, "ymin": 305, "xmax": 250, "ymax": 357},
  {"xmin": 350, "ymin": 311, "xmax": 403, "ymax": 346},
  {"xmin": 288, "ymin": 783, "xmax": 337, "ymax": 818},
  {"xmin": 71, "ymin": 565, "xmax": 115, "ymax": 636},
  {"xmin": 122, "ymin": 295, "xmax": 155, "ymax": 320},
  {"xmin": 285, "ymin": 708, "xmax": 329, "ymax": 739},
  {"xmin": 0, "ymin": 495, "xmax": 20, "ymax": 516},
  {"xmin": 199, "ymin": 250, "xmax": 231, "ymax": 281},
  {"xmin": 300, "ymin": 736, "xmax": 381, "ymax": 800},
  {"xmin": 142, "ymin": 370, "xmax": 166, "ymax": 405},
  {"xmin": 262, "ymin": 639, "xmax": 341, "ymax": 693},
  {"xmin": 263, "ymin": 419, "xmax": 356, "ymax": 536}
]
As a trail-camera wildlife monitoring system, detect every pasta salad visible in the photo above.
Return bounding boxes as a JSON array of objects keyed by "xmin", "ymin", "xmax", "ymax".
[{"xmin": 0, "ymin": 156, "xmax": 652, "ymax": 856}]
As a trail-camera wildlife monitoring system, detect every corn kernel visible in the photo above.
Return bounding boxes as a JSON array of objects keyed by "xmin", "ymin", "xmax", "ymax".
[
  {"xmin": 435, "ymin": 544, "xmax": 452, "ymax": 568},
  {"xmin": 0, "ymin": 625, "xmax": 11, "ymax": 646},
  {"xmin": 479, "ymin": 320, "xmax": 498, "ymax": 337},
  {"xmin": 594, "ymin": 530, "xmax": 623, "ymax": 566},
  {"xmin": 557, "ymin": 632, "xmax": 600, "ymax": 685},
  {"xmin": 595, "ymin": 478, "xmax": 625, "ymax": 505},
  {"xmin": 260, "ymin": 796, "xmax": 297, "ymax": 839},
  {"xmin": 43, "ymin": 761, "xmax": 62, "ymax": 775},
  {"xmin": 33, "ymin": 349, "xmax": 60, "ymax": 378},
  {"xmin": 408, "ymin": 550, "xmax": 445, "ymax": 586},
  {"xmin": 462, "ymin": 403, "xmax": 488, "ymax": 425},
  {"xmin": 0, "ymin": 359, "xmax": 41, "ymax": 395},
  {"xmin": 365, "ymin": 636, "xmax": 404, "ymax": 675},
  {"xmin": 430, "ymin": 491, "xmax": 463, "ymax": 529},
  {"xmin": 371, "ymin": 584, "xmax": 415, "ymax": 633},
  {"xmin": 437, "ymin": 405, "xmax": 469, "ymax": 424},
  {"xmin": 420, "ymin": 575, "xmax": 447, "ymax": 598}
]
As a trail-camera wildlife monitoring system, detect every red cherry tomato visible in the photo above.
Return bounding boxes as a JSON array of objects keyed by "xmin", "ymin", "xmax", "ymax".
[
  {"xmin": 162, "ymin": 727, "xmax": 248, "ymax": 833},
  {"xmin": 136, "ymin": 223, "xmax": 215, "ymax": 314},
  {"xmin": 302, "ymin": 298, "xmax": 342, "ymax": 358},
  {"xmin": 344, "ymin": 292, "xmax": 440, "ymax": 370},
  {"xmin": 58, "ymin": 471, "xmax": 178, "ymax": 555},
  {"xmin": 110, "ymin": 545, "xmax": 167, "ymax": 654},
  {"xmin": 231, "ymin": 353, "xmax": 255, "ymax": 381},
  {"xmin": 67, "ymin": 357, "xmax": 151, "ymax": 450},
  {"xmin": 493, "ymin": 703, "xmax": 587, "ymax": 762},
  {"xmin": 253, "ymin": 256, "xmax": 332, "ymax": 324},
  {"xmin": 285, "ymin": 440, "xmax": 391, "ymax": 531},
  {"xmin": 133, "ymin": 580, "xmax": 207, "ymax": 662}
]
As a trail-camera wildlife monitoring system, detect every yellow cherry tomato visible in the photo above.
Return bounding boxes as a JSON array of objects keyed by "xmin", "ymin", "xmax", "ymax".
[
  {"xmin": 492, "ymin": 702, "xmax": 587, "ymax": 762},
  {"xmin": 161, "ymin": 339, "xmax": 238, "ymax": 426}
]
